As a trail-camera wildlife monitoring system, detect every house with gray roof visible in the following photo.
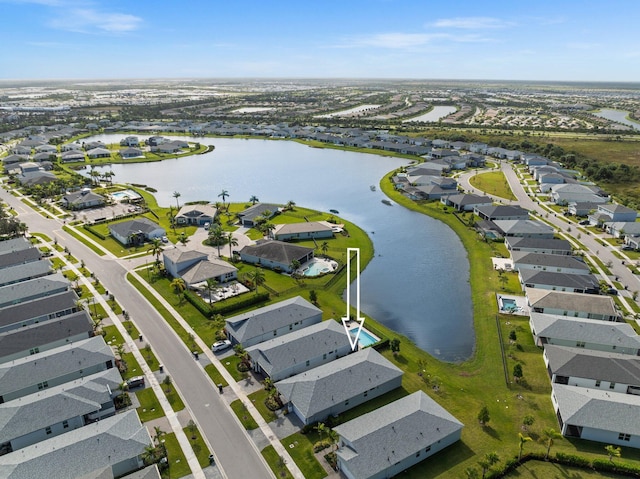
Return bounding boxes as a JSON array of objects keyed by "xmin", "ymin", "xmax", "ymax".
[
  {"xmin": 246, "ymin": 320, "xmax": 352, "ymax": 381},
  {"xmin": 0, "ymin": 336, "xmax": 114, "ymax": 403},
  {"xmin": 119, "ymin": 147, "xmax": 144, "ymax": 159},
  {"xmin": 506, "ymin": 237, "xmax": 572, "ymax": 256},
  {"xmin": 512, "ymin": 252, "xmax": 591, "ymax": 275},
  {"xmin": 0, "ymin": 368, "xmax": 122, "ymax": 454},
  {"xmin": 163, "ymin": 247, "xmax": 237, "ymax": 287},
  {"xmin": 568, "ymin": 201, "xmax": 600, "ymax": 217},
  {"xmin": 108, "ymin": 218, "xmax": 165, "ymax": 246},
  {"xmin": 16, "ymin": 170, "xmax": 57, "ymax": 187},
  {"xmin": 62, "ymin": 189, "xmax": 106, "ymax": 210},
  {"xmin": 551, "ymin": 183, "xmax": 607, "ymax": 206},
  {"xmin": 175, "ymin": 203, "xmax": 217, "ymax": 226},
  {"xmin": 519, "ymin": 269, "xmax": 600, "ymax": 294},
  {"xmin": 552, "ymin": 384, "xmax": 640, "ymax": 448},
  {"xmin": 334, "ymin": 391, "xmax": 463, "ymax": 479},
  {"xmin": 493, "ymin": 219, "xmax": 555, "ymax": 239},
  {"xmin": 529, "ymin": 313, "xmax": 640, "ymax": 354},
  {"xmin": 440, "ymin": 193, "xmax": 492, "ymax": 211},
  {"xmin": 237, "ymin": 203, "xmax": 280, "ymax": 227},
  {"xmin": 0, "ymin": 290, "xmax": 78, "ymax": 333},
  {"xmin": 591, "ymin": 203, "xmax": 637, "ymax": 224},
  {"xmin": 0, "ymin": 311, "xmax": 94, "ymax": 364},
  {"xmin": 0, "ymin": 410, "xmax": 148, "ymax": 479},
  {"xmin": 474, "ymin": 204, "xmax": 529, "ymax": 221},
  {"xmin": 86, "ymin": 147, "xmax": 112, "ymax": 159},
  {"xmin": 526, "ymin": 288, "xmax": 619, "ymax": 321},
  {"xmin": 240, "ymin": 240, "xmax": 314, "ymax": 273},
  {"xmin": 544, "ymin": 345, "xmax": 640, "ymax": 395},
  {"xmin": 0, "ymin": 237, "xmax": 32, "ymax": 255},
  {"xmin": 605, "ymin": 221, "xmax": 640, "ymax": 239},
  {"xmin": 225, "ymin": 296, "xmax": 322, "ymax": 347},
  {"xmin": 0, "ymin": 272, "xmax": 68, "ymax": 308},
  {"xmin": 275, "ymin": 348, "xmax": 403, "ymax": 425},
  {"xmin": 60, "ymin": 150, "xmax": 86, "ymax": 163},
  {"xmin": 273, "ymin": 221, "xmax": 334, "ymax": 241},
  {"xmin": 0, "ymin": 260, "xmax": 51, "ymax": 287}
]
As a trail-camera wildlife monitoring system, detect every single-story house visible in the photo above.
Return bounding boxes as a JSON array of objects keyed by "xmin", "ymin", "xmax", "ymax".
[
  {"xmin": 153, "ymin": 141, "xmax": 183, "ymax": 154},
  {"xmin": 493, "ymin": 219, "xmax": 555, "ymax": 239},
  {"xmin": 225, "ymin": 296, "xmax": 322, "ymax": 348},
  {"xmin": 519, "ymin": 269, "xmax": 600, "ymax": 294},
  {"xmin": 506, "ymin": 237, "xmax": 572, "ymax": 255},
  {"xmin": 0, "ymin": 290, "xmax": 78, "ymax": 334},
  {"xmin": 529, "ymin": 312, "xmax": 640, "ymax": 353},
  {"xmin": 273, "ymin": 221, "xmax": 334, "ymax": 241},
  {"xmin": 108, "ymin": 218, "xmax": 165, "ymax": 246},
  {"xmin": 61, "ymin": 143, "xmax": 82, "ymax": 152},
  {"xmin": 86, "ymin": 147, "xmax": 112, "ymax": 159},
  {"xmin": 474, "ymin": 204, "xmax": 529, "ymax": 221},
  {"xmin": 526, "ymin": 288, "xmax": 619, "ymax": 322},
  {"xmin": 18, "ymin": 162, "xmax": 40, "ymax": 174},
  {"xmin": 175, "ymin": 204, "xmax": 217, "ymax": 226},
  {"xmin": 17, "ymin": 171, "xmax": 58, "ymax": 186},
  {"xmin": 0, "ymin": 245, "xmax": 42, "ymax": 271},
  {"xmin": 544, "ymin": 345, "xmax": 640, "ymax": 395},
  {"xmin": 60, "ymin": 151, "xmax": 86, "ymax": 163},
  {"xmin": 441, "ymin": 193, "xmax": 493, "ymax": 211},
  {"xmin": 552, "ymin": 384, "xmax": 640, "ymax": 448},
  {"xmin": 239, "ymin": 240, "xmax": 314, "ymax": 273},
  {"xmin": 61, "ymin": 189, "xmax": 105, "ymax": 210},
  {"xmin": 551, "ymin": 184, "xmax": 607, "ymax": 206},
  {"xmin": 246, "ymin": 320, "xmax": 352, "ymax": 381},
  {"xmin": 178, "ymin": 256, "xmax": 238, "ymax": 288},
  {"xmin": 538, "ymin": 173, "xmax": 566, "ymax": 192},
  {"xmin": 34, "ymin": 144, "xmax": 56, "ymax": 154},
  {"xmin": 0, "ymin": 260, "xmax": 52, "ymax": 288},
  {"xmin": 119, "ymin": 147, "xmax": 144, "ymax": 159},
  {"xmin": 2, "ymin": 154, "xmax": 29, "ymax": 167},
  {"xmin": 275, "ymin": 348, "xmax": 403, "ymax": 425},
  {"xmin": 511, "ymin": 252, "xmax": 591, "ymax": 275},
  {"xmin": 334, "ymin": 391, "xmax": 464, "ymax": 479},
  {"xmin": 237, "ymin": 203, "xmax": 280, "ymax": 227},
  {"xmin": 84, "ymin": 141, "xmax": 107, "ymax": 151}
]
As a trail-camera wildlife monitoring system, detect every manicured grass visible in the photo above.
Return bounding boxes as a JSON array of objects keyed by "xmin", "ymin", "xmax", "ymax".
[
  {"xmin": 182, "ymin": 425, "xmax": 212, "ymax": 469},
  {"xmin": 64, "ymin": 225, "xmax": 109, "ymax": 256},
  {"xmin": 248, "ymin": 388, "xmax": 279, "ymax": 423},
  {"xmin": 204, "ymin": 363, "xmax": 229, "ymax": 388},
  {"xmin": 136, "ymin": 387, "xmax": 165, "ymax": 422},
  {"xmin": 221, "ymin": 355, "xmax": 249, "ymax": 382},
  {"xmin": 160, "ymin": 432, "xmax": 191, "ymax": 479},
  {"xmin": 469, "ymin": 170, "xmax": 517, "ymax": 200},
  {"xmin": 230, "ymin": 399, "xmax": 259, "ymax": 430},
  {"xmin": 102, "ymin": 324, "xmax": 126, "ymax": 346},
  {"xmin": 262, "ymin": 445, "xmax": 294, "ymax": 479},
  {"xmin": 161, "ymin": 382, "xmax": 186, "ymax": 412},
  {"xmin": 123, "ymin": 320, "xmax": 140, "ymax": 340},
  {"xmin": 281, "ymin": 432, "xmax": 327, "ymax": 479},
  {"xmin": 120, "ymin": 352, "xmax": 144, "ymax": 380},
  {"xmin": 141, "ymin": 344, "xmax": 162, "ymax": 372},
  {"xmin": 505, "ymin": 460, "xmax": 629, "ymax": 478}
]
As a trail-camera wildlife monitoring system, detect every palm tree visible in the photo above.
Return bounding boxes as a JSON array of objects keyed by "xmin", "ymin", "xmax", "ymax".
[
  {"xmin": 518, "ymin": 433, "xmax": 532, "ymax": 460},
  {"xmin": 173, "ymin": 191, "xmax": 181, "ymax": 210},
  {"xmin": 178, "ymin": 232, "xmax": 189, "ymax": 246},
  {"xmin": 227, "ymin": 232, "xmax": 239, "ymax": 258},
  {"xmin": 166, "ymin": 205, "xmax": 176, "ymax": 233},
  {"xmin": 605, "ymin": 444, "xmax": 621, "ymax": 463},
  {"xmin": 248, "ymin": 267, "xmax": 265, "ymax": 295},
  {"xmin": 320, "ymin": 241, "xmax": 329, "ymax": 256},
  {"xmin": 147, "ymin": 238, "xmax": 164, "ymax": 267},
  {"xmin": 262, "ymin": 221, "xmax": 275, "ymax": 238},
  {"xmin": 314, "ymin": 422, "xmax": 328, "ymax": 440},
  {"xmin": 541, "ymin": 428, "xmax": 561, "ymax": 460},
  {"xmin": 290, "ymin": 259, "xmax": 301, "ymax": 275},
  {"xmin": 478, "ymin": 452, "xmax": 499, "ymax": 479},
  {"xmin": 218, "ymin": 189, "xmax": 230, "ymax": 209},
  {"xmin": 249, "ymin": 195, "xmax": 259, "ymax": 205},
  {"xmin": 208, "ymin": 225, "xmax": 226, "ymax": 256},
  {"xmin": 204, "ymin": 278, "xmax": 219, "ymax": 305},
  {"xmin": 285, "ymin": 200, "xmax": 296, "ymax": 211},
  {"xmin": 153, "ymin": 426, "xmax": 166, "ymax": 447},
  {"xmin": 170, "ymin": 278, "xmax": 186, "ymax": 303}
]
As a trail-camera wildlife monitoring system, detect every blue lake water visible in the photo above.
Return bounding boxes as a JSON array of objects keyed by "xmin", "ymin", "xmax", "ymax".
[
  {"xmin": 81, "ymin": 135, "xmax": 475, "ymax": 361},
  {"xmin": 594, "ymin": 109, "xmax": 640, "ymax": 130}
]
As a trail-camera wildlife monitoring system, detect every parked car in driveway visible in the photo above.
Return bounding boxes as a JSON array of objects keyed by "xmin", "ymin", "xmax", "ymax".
[{"xmin": 212, "ymin": 340, "xmax": 232, "ymax": 352}]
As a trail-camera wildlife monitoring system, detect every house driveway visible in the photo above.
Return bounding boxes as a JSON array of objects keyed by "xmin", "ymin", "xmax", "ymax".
[
  {"xmin": 268, "ymin": 410, "xmax": 304, "ymax": 440},
  {"xmin": 188, "ymin": 225, "xmax": 254, "ymax": 259}
]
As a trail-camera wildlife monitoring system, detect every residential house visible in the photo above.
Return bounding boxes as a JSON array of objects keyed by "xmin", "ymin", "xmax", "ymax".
[
  {"xmin": 0, "ymin": 290, "xmax": 78, "ymax": 333},
  {"xmin": 61, "ymin": 189, "xmax": 106, "ymax": 210},
  {"xmin": 334, "ymin": 391, "xmax": 463, "ymax": 479},
  {"xmin": 0, "ymin": 410, "xmax": 148, "ymax": 478},
  {"xmin": 2, "ymin": 155, "xmax": 29, "ymax": 167},
  {"xmin": 60, "ymin": 143, "xmax": 82, "ymax": 152},
  {"xmin": 526, "ymin": 288, "xmax": 619, "ymax": 321},
  {"xmin": 529, "ymin": 313, "xmax": 640, "ymax": 353},
  {"xmin": 225, "ymin": 296, "xmax": 322, "ymax": 348},
  {"xmin": 511, "ymin": 252, "xmax": 591, "ymax": 275},
  {"xmin": 18, "ymin": 162, "xmax": 40, "ymax": 174},
  {"xmin": 177, "ymin": 256, "xmax": 238, "ymax": 288},
  {"xmin": 519, "ymin": 269, "xmax": 600, "ymax": 294},
  {"xmin": 237, "ymin": 203, "xmax": 280, "ymax": 227},
  {"xmin": 245, "ymin": 320, "xmax": 352, "ymax": 382},
  {"xmin": 538, "ymin": 173, "xmax": 566, "ymax": 192},
  {"xmin": 175, "ymin": 204, "xmax": 217, "ymax": 226},
  {"xmin": 506, "ymin": 237, "xmax": 572, "ymax": 255},
  {"xmin": 119, "ymin": 147, "xmax": 144, "ymax": 159},
  {"xmin": 544, "ymin": 345, "xmax": 640, "ymax": 395},
  {"xmin": 60, "ymin": 150, "xmax": 86, "ymax": 163},
  {"xmin": 551, "ymin": 384, "xmax": 640, "ymax": 448},
  {"xmin": 493, "ymin": 220, "xmax": 555, "ymax": 239},
  {"xmin": 0, "ymin": 273, "xmax": 69, "ymax": 308},
  {"xmin": 605, "ymin": 222, "xmax": 640, "ymax": 239},
  {"xmin": 84, "ymin": 141, "xmax": 108, "ymax": 151},
  {"xmin": 239, "ymin": 240, "xmax": 314, "ymax": 273},
  {"xmin": 441, "ymin": 193, "xmax": 493, "ymax": 211},
  {"xmin": 0, "ymin": 260, "xmax": 52, "ymax": 288},
  {"xmin": 153, "ymin": 141, "xmax": 183, "ymax": 154},
  {"xmin": 568, "ymin": 201, "xmax": 600, "ymax": 217},
  {"xmin": 589, "ymin": 204, "xmax": 637, "ymax": 226},
  {"xmin": 86, "ymin": 147, "xmax": 112, "ymax": 159},
  {"xmin": 275, "ymin": 348, "xmax": 403, "ymax": 425},
  {"xmin": 551, "ymin": 184, "xmax": 607, "ymax": 206},
  {"xmin": 469, "ymin": 142, "xmax": 488, "ymax": 154},
  {"xmin": 108, "ymin": 218, "xmax": 165, "ymax": 246},
  {"xmin": 273, "ymin": 221, "xmax": 334, "ymax": 241},
  {"xmin": 147, "ymin": 136, "xmax": 167, "ymax": 147},
  {"xmin": 119, "ymin": 136, "xmax": 140, "ymax": 147},
  {"xmin": 163, "ymin": 248, "xmax": 207, "ymax": 278},
  {"xmin": 474, "ymin": 204, "xmax": 529, "ymax": 221},
  {"xmin": 16, "ymin": 170, "xmax": 57, "ymax": 186}
]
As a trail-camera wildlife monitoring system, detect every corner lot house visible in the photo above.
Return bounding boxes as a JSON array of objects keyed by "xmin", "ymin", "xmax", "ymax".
[
  {"xmin": 334, "ymin": 391, "xmax": 463, "ymax": 479},
  {"xmin": 225, "ymin": 296, "xmax": 322, "ymax": 347},
  {"xmin": 552, "ymin": 384, "xmax": 640, "ymax": 448},
  {"xmin": 240, "ymin": 240, "xmax": 314, "ymax": 273},
  {"xmin": 108, "ymin": 218, "xmax": 165, "ymax": 246},
  {"xmin": 163, "ymin": 248, "xmax": 237, "ymax": 287},
  {"xmin": 474, "ymin": 204, "xmax": 529, "ymax": 221},
  {"xmin": 275, "ymin": 348, "xmax": 403, "ymax": 425},
  {"xmin": 246, "ymin": 320, "xmax": 352, "ymax": 381},
  {"xmin": 61, "ymin": 189, "xmax": 105, "ymax": 210}
]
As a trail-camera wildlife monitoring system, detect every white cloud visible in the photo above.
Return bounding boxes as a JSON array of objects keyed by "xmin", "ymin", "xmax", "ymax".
[
  {"xmin": 48, "ymin": 8, "xmax": 143, "ymax": 33},
  {"xmin": 431, "ymin": 17, "xmax": 514, "ymax": 29},
  {"xmin": 353, "ymin": 32, "xmax": 443, "ymax": 48}
]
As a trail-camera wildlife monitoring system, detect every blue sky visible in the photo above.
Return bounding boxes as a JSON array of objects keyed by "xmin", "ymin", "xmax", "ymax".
[{"xmin": 1, "ymin": 0, "xmax": 638, "ymax": 81}]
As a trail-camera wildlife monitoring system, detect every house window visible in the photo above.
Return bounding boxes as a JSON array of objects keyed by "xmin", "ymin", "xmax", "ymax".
[
  {"xmin": 306, "ymin": 360, "xmax": 310, "ymax": 367},
  {"xmin": 37, "ymin": 381, "xmax": 49, "ymax": 390},
  {"xmin": 425, "ymin": 446, "xmax": 431, "ymax": 453},
  {"xmin": 29, "ymin": 347, "xmax": 39, "ymax": 355},
  {"xmin": 415, "ymin": 452, "xmax": 421, "ymax": 458},
  {"xmin": 63, "ymin": 420, "xmax": 69, "ymax": 429},
  {"xmin": 610, "ymin": 382, "xmax": 616, "ymax": 390},
  {"xmin": 45, "ymin": 427, "xmax": 52, "ymax": 435},
  {"xmin": 364, "ymin": 391, "xmax": 368, "ymax": 397},
  {"xmin": 619, "ymin": 433, "xmax": 631, "ymax": 441},
  {"xmin": 273, "ymin": 331, "xmax": 277, "ymax": 336},
  {"xmin": 576, "ymin": 341, "xmax": 585, "ymax": 348},
  {"xmin": 595, "ymin": 380, "xmax": 601, "ymax": 387},
  {"xmin": 289, "ymin": 324, "xmax": 293, "ymax": 330},
  {"xmin": 344, "ymin": 400, "xmax": 349, "ymax": 406},
  {"xmin": 323, "ymin": 354, "xmax": 327, "ymax": 360}
]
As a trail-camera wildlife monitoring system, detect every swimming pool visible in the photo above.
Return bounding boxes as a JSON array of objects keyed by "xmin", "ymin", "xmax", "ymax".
[
  {"xmin": 110, "ymin": 189, "xmax": 142, "ymax": 201},
  {"xmin": 301, "ymin": 258, "xmax": 336, "ymax": 277},
  {"xmin": 500, "ymin": 297, "xmax": 518, "ymax": 311},
  {"xmin": 349, "ymin": 328, "xmax": 379, "ymax": 347}
]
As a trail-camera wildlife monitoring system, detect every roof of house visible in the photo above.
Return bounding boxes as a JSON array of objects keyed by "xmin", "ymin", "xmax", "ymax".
[
  {"xmin": 179, "ymin": 258, "xmax": 237, "ymax": 285},
  {"xmin": 526, "ymin": 288, "xmax": 617, "ymax": 317},
  {"xmin": 0, "ymin": 272, "xmax": 68, "ymax": 307},
  {"xmin": 512, "ymin": 252, "xmax": 590, "ymax": 271},
  {"xmin": 237, "ymin": 203, "xmax": 281, "ymax": 222},
  {"xmin": 552, "ymin": 383, "xmax": 640, "ymax": 436},
  {"xmin": 474, "ymin": 204, "xmax": 529, "ymax": 218},
  {"xmin": 0, "ymin": 237, "xmax": 33, "ymax": 255},
  {"xmin": 162, "ymin": 248, "xmax": 207, "ymax": 266},
  {"xmin": 245, "ymin": 320, "xmax": 351, "ymax": 377},
  {"xmin": 275, "ymin": 348, "xmax": 402, "ymax": 420},
  {"xmin": 176, "ymin": 203, "xmax": 217, "ymax": 219},
  {"xmin": 530, "ymin": 313, "xmax": 640, "ymax": 349},
  {"xmin": 273, "ymin": 221, "xmax": 333, "ymax": 236},
  {"xmin": 86, "ymin": 147, "xmax": 111, "ymax": 156},
  {"xmin": 446, "ymin": 193, "xmax": 493, "ymax": 207},
  {"xmin": 63, "ymin": 190, "xmax": 105, "ymax": 205},
  {"xmin": 545, "ymin": 345, "xmax": 640, "ymax": 385},
  {"xmin": 240, "ymin": 240, "xmax": 313, "ymax": 265},
  {"xmin": 606, "ymin": 222, "xmax": 640, "ymax": 235},
  {"xmin": 0, "ymin": 336, "xmax": 114, "ymax": 398},
  {"xmin": 0, "ymin": 311, "xmax": 93, "ymax": 360},
  {"xmin": 0, "ymin": 290, "xmax": 78, "ymax": 329},
  {"xmin": 506, "ymin": 237, "xmax": 572, "ymax": 252},
  {"xmin": 0, "ymin": 368, "xmax": 122, "ymax": 443},
  {"xmin": 226, "ymin": 296, "xmax": 322, "ymax": 344},
  {"xmin": 17, "ymin": 171, "xmax": 57, "ymax": 185},
  {"xmin": 334, "ymin": 391, "xmax": 463, "ymax": 479},
  {"xmin": 599, "ymin": 204, "xmax": 637, "ymax": 215},
  {"xmin": 108, "ymin": 218, "xmax": 163, "ymax": 237},
  {"xmin": 0, "ymin": 260, "xmax": 51, "ymax": 287},
  {"xmin": 0, "ymin": 410, "xmax": 148, "ymax": 479},
  {"xmin": 493, "ymin": 220, "xmax": 554, "ymax": 236},
  {"xmin": 519, "ymin": 269, "xmax": 599, "ymax": 290}
]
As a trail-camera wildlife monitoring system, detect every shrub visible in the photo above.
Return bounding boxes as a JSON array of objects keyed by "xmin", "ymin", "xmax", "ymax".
[
  {"xmin": 313, "ymin": 440, "xmax": 331, "ymax": 453},
  {"xmin": 555, "ymin": 452, "xmax": 591, "ymax": 468}
]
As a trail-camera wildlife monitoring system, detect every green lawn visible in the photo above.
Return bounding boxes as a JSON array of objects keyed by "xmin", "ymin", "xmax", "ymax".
[
  {"xmin": 161, "ymin": 382, "xmax": 186, "ymax": 412},
  {"xmin": 230, "ymin": 399, "xmax": 259, "ymax": 430},
  {"xmin": 221, "ymin": 355, "xmax": 249, "ymax": 382},
  {"xmin": 469, "ymin": 170, "xmax": 518, "ymax": 200},
  {"xmin": 505, "ymin": 459, "xmax": 630, "ymax": 478},
  {"xmin": 248, "ymin": 388, "xmax": 279, "ymax": 423},
  {"xmin": 262, "ymin": 445, "xmax": 294, "ymax": 479},
  {"xmin": 136, "ymin": 387, "xmax": 165, "ymax": 422},
  {"xmin": 160, "ymin": 432, "xmax": 191, "ymax": 479},
  {"xmin": 204, "ymin": 363, "xmax": 229, "ymax": 388},
  {"xmin": 120, "ymin": 352, "xmax": 144, "ymax": 380},
  {"xmin": 281, "ymin": 432, "xmax": 327, "ymax": 479},
  {"xmin": 102, "ymin": 324, "xmax": 125, "ymax": 346},
  {"xmin": 182, "ymin": 425, "xmax": 212, "ymax": 469}
]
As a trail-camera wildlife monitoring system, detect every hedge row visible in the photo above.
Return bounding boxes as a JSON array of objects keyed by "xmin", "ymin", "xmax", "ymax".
[
  {"xmin": 183, "ymin": 290, "xmax": 271, "ymax": 318},
  {"xmin": 83, "ymin": 224, "xmax": 106, "ymax": 240}
]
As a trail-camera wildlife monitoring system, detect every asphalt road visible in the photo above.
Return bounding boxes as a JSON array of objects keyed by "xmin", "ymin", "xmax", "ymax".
[{"xmin": 0, "ymin": 189, "xmax": 272, "ymax": 479}]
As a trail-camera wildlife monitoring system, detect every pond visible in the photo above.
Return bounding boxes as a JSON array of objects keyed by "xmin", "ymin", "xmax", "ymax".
[
  {"xmin": 82, "ymin": 135, "xmax": 475, "ymax": 361},
  {"xmin": 403, "ymin": 105, "xmax": 457, "ymax": 123},
  {"xmin": 593, "ymin": 109, "xmax": 640, "ymax": 130}
]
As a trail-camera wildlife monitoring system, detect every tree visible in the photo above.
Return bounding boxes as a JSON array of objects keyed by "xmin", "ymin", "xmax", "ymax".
[
  {"xmin": 477, "ymin": 405, "xmax": 490, "ymax": 425},
  {"xmin": 390, "ymin": 338, "xmax": 401, "ymax": 356},
  {"xmin": 290, "ymin": 259, "xmax": 301, "ymax": 275},
  {"xmin": 262, "ymin": 221, "xmax": 275, "ymax": 238},
  {"xmin": 205, "ymin": 278, "xmax": 219, "ymax": 305},
  {"xmin": 249, "ymin": 195, "xmax": 259, "ymax": 205},
  {"xmin": 218, "ymin": 189, "xmax": 230, "ymax": 209},
  {"xmin": 498, "ymin": 271, "xmax": 508, "ymax": 290},
  {"xmin": 187, "ymin": 419, "xmax": 197, "ymax": 440},
  {"xmin": 153, "ymin": 426, "xmax": 165, "ymax": 447},
  {"xmin": 518, "ymin": 432, "xmax": 532, "ymax": 460},
  {"xmin": 208, "ymin": 225, "xmax": 226, "ymax": 256},
  {"xmin": 522, "ymin": 415, "xmax": 535, "ymax": 431},
  {"xmin": 227, "ymin": 232, "xmax": 239, "ymax": 259},
  {"xmin": 309, "ymin": 289, "xmax": 318, "ymax": 305},
  {"xmin": 605, "ymin": 444, "xmax": 621, "ymax": 463},
  {"xmin": 465, "ymin": 467, "xmax": 480, "ymax": 479},
  {"xmin": 478, "ymin": 452, "xmax": 499, "ymax": 479},
  {"xmin": 509, "ymin": 329, "xmax": 517, "ymax": 341},
  {"xmin": 247, "ymin": 267, "xmax": 265, "ymax": 295},
  {"xmin": 170, "ymin": 278, "xmax": 185, "ymax": 303},
  {"xmin": 314, "ymin": 422, "xmax": 328, "ymax": 440},
  {"xmin": 172, "ymin": 191, "xmax": 181, "ymax": 210},
  {"xmin": 166, "ymin": 205, "xmax": 176, "ymax": 233},
  {"xmin": 178, "ymin": 232, "xmax": 189, "ymax": 246},
  {"xmin": 541, "ymin": 428, "xmax": 561, "ymax": 459},
  {"xmin": 513, "ymin": 363, "xmax": 523, "ymax": 381},
  {"xmin": 285, "ymin": 200, "xmax": 296, "ymax": 211},
  {"xmin": 147, "ymin": 238, "xmax": 164, "ymax": 267},
  {"xmin": 320, "ymin": 241, "xmax": 329, "ymax": 256},
  {"xmin": 162, "ymin": 375, "xmax": 172, "ymax": 393}
]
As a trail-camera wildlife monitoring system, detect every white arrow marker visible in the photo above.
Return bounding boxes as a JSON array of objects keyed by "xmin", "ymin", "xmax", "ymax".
[{"xmin": 342, "ymin": 247, "xmax": 364, "ymax": 351}]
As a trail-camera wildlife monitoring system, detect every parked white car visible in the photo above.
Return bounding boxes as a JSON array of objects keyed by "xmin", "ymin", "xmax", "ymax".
[{"xmin": 211, "ymin": 340, "xmax": 232, "ymax": 352}]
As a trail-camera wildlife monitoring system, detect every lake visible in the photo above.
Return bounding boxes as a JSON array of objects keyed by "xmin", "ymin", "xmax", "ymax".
[
  {"xmin": 83, "ymin": 135, "xmax": 475, "ymax": 361},
  {"xmin": 594, "ymin": 109, "xmax": 640, "ymax": 130},
  {"xmin": 403, "ymin": 105, "xmax": 457, "ymax": 123}
]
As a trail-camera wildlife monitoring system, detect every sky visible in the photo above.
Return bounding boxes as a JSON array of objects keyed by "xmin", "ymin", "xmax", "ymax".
[{"xmin": 1, "ymin": 0, "xmax": 639, "ymax": 82}]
